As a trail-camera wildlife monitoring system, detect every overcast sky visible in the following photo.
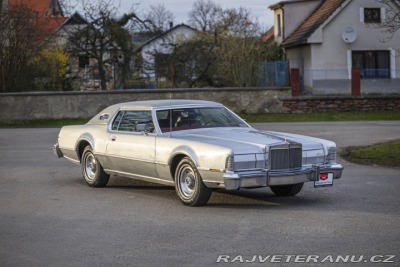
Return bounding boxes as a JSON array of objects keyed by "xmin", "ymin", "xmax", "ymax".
[{"xmin": 70, "ymin": 0, "xmax": 277, "ymax": 29}]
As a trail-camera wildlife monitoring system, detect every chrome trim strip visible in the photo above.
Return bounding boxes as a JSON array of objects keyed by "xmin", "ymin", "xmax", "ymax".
[
  {"xmin": 105, "ymin": 154, "xmax": 155, "ymax": 164},
  {"xmin": 202, "ymin": 179, "xmax": 223, "ymax": 184},
  {"xmin": 104, "ymin": 169, "xmax": 174, "ymax": 185},
  {"xmin": 64, "ymin": 156, "xmax": 80, "ymax": 164}
]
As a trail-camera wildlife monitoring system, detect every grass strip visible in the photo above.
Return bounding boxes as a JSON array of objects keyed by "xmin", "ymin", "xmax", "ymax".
[{"xmin": 341, "ymin": 140, "xmax": 400, "ymax": 168}]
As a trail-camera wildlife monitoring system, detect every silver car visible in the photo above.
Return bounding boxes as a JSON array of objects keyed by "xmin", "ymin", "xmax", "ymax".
[{"xmin": 54, "ymin": 100, "xmax": 343, "ymax": 206}]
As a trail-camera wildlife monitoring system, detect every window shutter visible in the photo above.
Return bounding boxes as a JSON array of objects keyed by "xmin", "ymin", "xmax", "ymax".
[
  {"xmin": 360, "ymin": 8, "xmax": 364, "ymax": 23},
  {"xmin": 381, "ymin": 7, "xmax": 386, "ymax": 22}
]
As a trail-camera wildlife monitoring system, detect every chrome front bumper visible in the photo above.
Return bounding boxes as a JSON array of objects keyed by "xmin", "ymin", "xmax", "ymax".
[
  {"xmin": 53, "ymin": 143, "xmax": 63, "ymax": 158},
  {"xmin": 223, "ymin": 164, "xmax": 343, "ymax": 190}
]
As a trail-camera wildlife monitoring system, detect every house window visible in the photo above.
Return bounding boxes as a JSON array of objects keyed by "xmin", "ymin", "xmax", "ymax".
[
  {"xmin": 352, "ymin": 51, "xmax": 390, "ymax": 78},
  {"xmin": 155, "ymin": 53, "xmax": 171, "ymax": 79},
  {"xmin": 79, "ymin": 55, "xmax": 89, "ymax": 68},
  {"xmin": 277, "ymin": 14, "xmax": 282, "ymax": 36},
  {"xmin": 364, "ymin": 8, "xmax": 381, "ymax": 23}
]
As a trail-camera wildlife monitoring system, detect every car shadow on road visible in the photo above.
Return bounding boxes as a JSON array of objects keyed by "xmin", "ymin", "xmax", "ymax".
[
  {"xmin": 206, "ymin": 189, "xmax": 322, "ymax": 209},
  {"xmin": 104, "ymin": 176, "xmax": 326, "ymax": 208}
]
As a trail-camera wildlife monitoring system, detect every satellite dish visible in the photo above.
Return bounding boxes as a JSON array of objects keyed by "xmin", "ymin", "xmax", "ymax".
[{"xmin": 342, "ymin": 26, "xmax": 357, "ymax": 44}]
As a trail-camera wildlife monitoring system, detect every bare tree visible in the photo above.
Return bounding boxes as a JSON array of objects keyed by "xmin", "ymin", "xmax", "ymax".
[
  {"xmin": 0, "ymin": 1, "xmax": 51, "ymax": 92},
  {"xmin": 377, "ymin": 0, "xmax": 400, "ymax": 40},
  {"xmin": 66, "ymin": 0, "xmax": 148, "ymax": 90},
  {"xmin": 188, "ymin": 0, "xmax": 223, "ymax": 33},
  {"xmin": 217, "ymin": 7, "xmax": 257, "ymax": 37},
  {"xmin": 145, "ymin": 4, "xmax": 175, "ymax": 33},
  {"xmin": 201, "ymin": 4, "xmax": 268, "ymax": 87},
  {"xmin": 144, "ymin": 0, "xmax": 277, "ymax": 88},
  {"xmin": 164, "ymin": 33, "xmax": 218, "ymax": 87}
]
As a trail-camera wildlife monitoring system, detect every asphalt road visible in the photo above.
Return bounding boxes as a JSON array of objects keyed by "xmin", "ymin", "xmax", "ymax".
[{"xmin": 0, "ymin": 122, "xmax": 399, "ymax": 267}]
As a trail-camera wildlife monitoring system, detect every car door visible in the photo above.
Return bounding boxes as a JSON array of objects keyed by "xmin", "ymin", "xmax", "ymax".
[{"xmin": 105, "ymin": 110, "xmax": 158, "ymax": 178}]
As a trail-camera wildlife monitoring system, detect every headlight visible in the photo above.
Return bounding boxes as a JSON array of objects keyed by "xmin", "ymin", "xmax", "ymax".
[
  {"xmin": 326, "ymin": 147, "xmax": 337, "ymax": 163},
  {"xmin": 225, "ymin": 155, "xmax": 235, "ymax": 172}
]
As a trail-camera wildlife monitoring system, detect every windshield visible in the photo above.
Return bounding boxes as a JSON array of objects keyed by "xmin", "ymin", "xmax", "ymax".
[{"xmin": 156, "ymin": 107, "xmax": 248, "ymax": 133}]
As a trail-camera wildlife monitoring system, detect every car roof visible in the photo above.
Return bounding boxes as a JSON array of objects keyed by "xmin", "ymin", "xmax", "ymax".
[
  {"xmin": 117, "ymin": 99, "xmax": 223, "ymax": 110},
  {"xmin": 88, "ymin": 100, "xmax": 224, "ymax": 125}
]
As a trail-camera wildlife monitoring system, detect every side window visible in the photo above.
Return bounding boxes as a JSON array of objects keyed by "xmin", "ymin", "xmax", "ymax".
[
  {"xmin": 112, "ymin": 111, "xmax": 155, "ymax": 133},
  {"xmin": 111, "ymin": 111, "xmax": 124, "ymax": 130}
]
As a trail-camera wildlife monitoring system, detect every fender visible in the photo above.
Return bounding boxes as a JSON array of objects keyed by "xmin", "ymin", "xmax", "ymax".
[
  {"xmin": 169, "ymin": 145, "xmax": 199, "ymax": 167},
  {"xmin": 75, "ymin": 133, "xmax": 95, "ymax": 160}
]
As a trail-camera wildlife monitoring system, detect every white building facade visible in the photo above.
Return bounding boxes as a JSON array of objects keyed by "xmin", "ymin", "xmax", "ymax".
[
  {"xmin": 139, "ymin": 24, "xmax": 196, "ymax": 81},
  {"xmin": 270, "ymin": 0, "xmax": 400, "ymax": 94}
]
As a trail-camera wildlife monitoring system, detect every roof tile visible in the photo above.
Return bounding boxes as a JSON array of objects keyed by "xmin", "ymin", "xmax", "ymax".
[
  {"xmin": 282, "ymin": 0, "xmax": 347, "ymax": 47},
  {"xmin": 8, "ymin": 0, "xmax": 67, "ymax": 42}
]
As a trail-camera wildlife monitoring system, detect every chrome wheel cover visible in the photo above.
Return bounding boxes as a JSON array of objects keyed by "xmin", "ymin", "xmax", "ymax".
[
  {"xmin": 84, "ymin": 153, "xmax": 97, "ymax": 182},
  {"xmin": 177, "ymin": 165, "xmax": 196, "ymax": 199}
]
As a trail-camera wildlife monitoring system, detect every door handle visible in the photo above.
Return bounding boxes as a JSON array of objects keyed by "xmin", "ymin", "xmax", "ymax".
[{"xmin": 111, "ymin": 136, "xmax": 117, "ymax": 141}]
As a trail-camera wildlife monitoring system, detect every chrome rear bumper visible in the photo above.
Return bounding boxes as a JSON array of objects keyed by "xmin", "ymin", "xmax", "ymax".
[
  {"xmin": 223, "ymin": 164, "xmax": 343, "ymax": 190},
  {"xmin": 53, "ymin": 143, "xmax": 63, "ymax": 158}
]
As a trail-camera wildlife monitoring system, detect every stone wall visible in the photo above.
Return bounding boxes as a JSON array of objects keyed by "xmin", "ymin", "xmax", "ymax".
[
  {"xmin": 282, "ymin": 96, "xmax": 400, "ymax": 113},
  {"xmin": 0, "ymin": 87, "xmax": 291, "ymax": 121}
]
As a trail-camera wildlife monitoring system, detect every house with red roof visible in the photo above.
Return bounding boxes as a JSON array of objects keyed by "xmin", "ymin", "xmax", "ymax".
[
  {"xmin": 6, "ymin": 0, "xmax": 67, "ymax": 43},
  {"xmin": 2, "ymin": 0, "xmax": 118, "ymax": 90},
  {"xmin": 269, "ymin": 0, "xmax": 400, "ymax": 94}
]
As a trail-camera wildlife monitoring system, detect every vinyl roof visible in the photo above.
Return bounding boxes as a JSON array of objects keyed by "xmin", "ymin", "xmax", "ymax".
[{"xmin": 117, "ymin": 100, "xmax": 223, "ymax": 109}]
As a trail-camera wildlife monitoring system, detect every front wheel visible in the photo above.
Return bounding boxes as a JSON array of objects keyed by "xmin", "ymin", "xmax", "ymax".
[
  {"xmin": 81, "ymin": 146, "xmax": 110, "ymax": 187},
  {"xmin": 270, "ymin": 183, "xmax": 303, "ymax": 196},
  {"xmin": 175, "ymin": 157, "xmax": 212, "ymax": 206}
]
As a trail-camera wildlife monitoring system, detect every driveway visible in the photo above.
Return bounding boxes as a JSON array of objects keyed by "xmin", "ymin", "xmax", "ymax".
[{"xmin": 0, "ymin": 122, "xmax": 399, "ymax": 266}]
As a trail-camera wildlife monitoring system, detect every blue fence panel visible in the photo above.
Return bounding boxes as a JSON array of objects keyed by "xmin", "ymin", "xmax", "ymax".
[
  {"xmin": 361, "ymin": 69, "xmax": 390, "ymax": 79},
  {"xmin": 259, "ymin": 61, "xmax": 289, "ymax": 87}
]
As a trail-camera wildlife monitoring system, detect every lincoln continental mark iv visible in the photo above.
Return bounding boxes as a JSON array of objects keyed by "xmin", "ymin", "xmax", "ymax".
[{"xmin": 53, "ymin": 100, "xmax": 343, "ymax": 206}]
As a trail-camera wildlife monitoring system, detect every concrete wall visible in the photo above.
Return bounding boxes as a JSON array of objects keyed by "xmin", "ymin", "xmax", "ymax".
[{"xmin": 0, "ymin": 87, "xmax": 291, "ymax": 121}]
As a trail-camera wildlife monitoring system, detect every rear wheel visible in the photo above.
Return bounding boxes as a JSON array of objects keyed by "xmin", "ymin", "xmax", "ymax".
[
  {"xmin": 175, "ymin": 157, "xmax": 212, "ymax": 206},
  {"xmin": 81, "ymin": 146, "xmax": 109, "ymax": 187},
  {"xmin": 270, "ymin": 183, "xmax": 303, "ymax": 196}
]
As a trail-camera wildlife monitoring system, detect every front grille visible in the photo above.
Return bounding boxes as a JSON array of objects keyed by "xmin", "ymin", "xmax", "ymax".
[{"xmin": 270, "ymin": 146, "xmax": 302, "ymax": 170}]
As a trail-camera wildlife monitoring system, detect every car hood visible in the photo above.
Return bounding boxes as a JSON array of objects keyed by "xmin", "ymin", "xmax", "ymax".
[{"xmin": 174, "ymin": 127, "xmax": 333, "ymax": 154}]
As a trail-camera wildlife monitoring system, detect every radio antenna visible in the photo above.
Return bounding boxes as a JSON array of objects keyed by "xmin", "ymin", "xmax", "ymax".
[{"xmin": 169, "ymin": 93, "xmax": 172, "ymax": 138}]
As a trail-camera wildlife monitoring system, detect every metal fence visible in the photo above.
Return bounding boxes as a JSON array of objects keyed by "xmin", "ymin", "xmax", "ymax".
[
  {"xmin": 302, "ymin": 68, "xmax": 400, "ymax": 95},
  {"xmin": 259, "ymin": 61, "xmax": 289, "ymax": 87},
  {"xmin": 303, "ymin": 68, "xmax": 400, "ymax": 80}
]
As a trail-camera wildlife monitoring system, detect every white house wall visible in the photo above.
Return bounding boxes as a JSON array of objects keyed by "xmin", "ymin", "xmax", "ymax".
[
  {"xmin": 304, "ymin": 0, "xmax": 400, "ymax": 94},
  {"xmin": 283, "ymin": 0, "xmax": 322, "ymax": 39},
  {"xmin": 141, "ymin": 26, "xmax": 196, "ymax": 80},
  {"xmin": 273, "ymin": 0, "xmax": 321, "ymax": 43}
]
